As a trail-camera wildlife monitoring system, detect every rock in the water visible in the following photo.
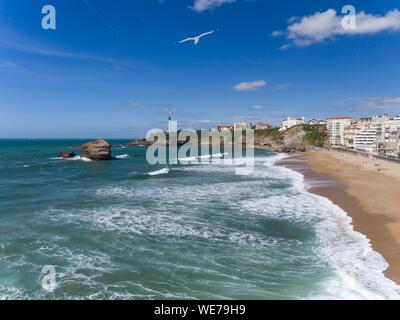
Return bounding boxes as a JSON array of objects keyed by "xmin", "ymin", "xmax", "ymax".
[
  {"xmin": 128, "ymin": 139, "xmax": 150, "ymax": 146},
  {"xmin": 58, "ymin": 151, "xmax": 76, "ymax": 158},
  {"xmin": 81, "ymin": 140, "xmax": 111, "ymax": 161}
]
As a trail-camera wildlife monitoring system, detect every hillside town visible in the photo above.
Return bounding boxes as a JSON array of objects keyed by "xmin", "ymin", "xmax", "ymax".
[{"xmin": 217, "ymin": 114, "xmax": 400, "ymax": 159}]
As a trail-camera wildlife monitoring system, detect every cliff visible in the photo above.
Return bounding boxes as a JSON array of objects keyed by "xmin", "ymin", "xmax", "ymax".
[
  {"xmin": 128, "ymin": 125, "xmax": 328, "ymax": 153},
  {"xmin": 254, "ymin": 124, "xmax": 328, "ymax": 152}
]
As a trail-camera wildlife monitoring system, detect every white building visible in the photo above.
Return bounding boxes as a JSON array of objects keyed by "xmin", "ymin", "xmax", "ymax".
[
  {"xmin": 375, "ymin": 116, "xmax": 400, "ymax": 157},
  {"xmin": 234, "ymin": 122, "xmax": 252, "ymax": 130},
  {"xmin": 372, "ymin": 114, "xmax": 390, "ymax": 124},
  {"xmin": 326, "ymin": 117, "xmax": 352, "ymax": 146},
  {"xmin": 354, "ymin": 126, "xmax": 378, "ymax": 154},
  {"xmin": 280, "ymin": 117, "xmax": 305, "ymax": 132},
  {"xmin": 343, "ymin": 122, "xmax": 360, "ymax": 149},
  {"xmin": 217, "ymin": 125, "xmax": 232, "ymax": 132},
  {"xmin": 308, "ymin": 119, "xmax": 327, "ymax": 126}
]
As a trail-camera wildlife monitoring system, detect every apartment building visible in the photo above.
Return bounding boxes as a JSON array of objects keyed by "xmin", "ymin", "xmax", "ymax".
[
  {"xmin": 343, "ymin": 122, "xmax": 360, "ymax": 149},
  {"xmin": 326, "ymin": 117, "xmax": 352, "ymax": 146},
  {"xmin": 376, "ymin": 116, "xmax": 400, "ymax": 157},
  {"xmin": 354, "ymin": 126, "xmax": 378, "ymax": 154}
]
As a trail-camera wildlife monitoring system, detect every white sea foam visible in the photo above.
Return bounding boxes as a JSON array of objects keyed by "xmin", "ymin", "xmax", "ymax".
[
  {"xmin": 50, "ymin": 155, "xmax": 92, "ymax": 162},
  {"xmin": 25, "ymin": 151, "xmax": 400, "ymax": 299},
  {"xmin": 115, "ymin": 154, "xmax": 129, "ymax": 159},
  {"xmin": 245, "ymin": 158, "xmax": 400, "ymax": 300},
  {"xmin": 212, "ymin": 153, "xmax": 223, "ymax": 158},
  {"xmin": 178, "ymin": 156, "xmax": 197, "ymax": 162},
  {"xmin": 45, "ymin": 205, "xmax": 225, "ymax": 239},
  {"xmin": 0, "ymin": 285, "xmax": 27, "ymax": 300},
  {"xmin": 170, "ymin": 152, "xmax": 400, "ymax": 299},
  {"xmin": 198, "ymin": 155, "xmax": 212, "ymax": 159},
  {"xmin": 147, "ymin": 168, "xmax": 170, "ymax": 176}
]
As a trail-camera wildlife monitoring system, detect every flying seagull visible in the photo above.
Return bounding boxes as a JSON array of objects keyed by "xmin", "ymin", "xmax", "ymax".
[{"xmin": 175, "ymin": 29, "xmax": 219, "ymax": 45}]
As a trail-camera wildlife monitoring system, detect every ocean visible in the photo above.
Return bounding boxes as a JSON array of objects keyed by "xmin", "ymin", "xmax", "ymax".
[{"xmin": 0, "ymin": 139, "xmax": 399, "ymax": 300}]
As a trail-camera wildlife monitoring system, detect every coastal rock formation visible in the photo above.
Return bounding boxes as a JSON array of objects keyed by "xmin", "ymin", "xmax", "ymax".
[
  {"xmin": 281, "ymin": 125, "xmax": 306, "ymax": 150},
  {"xmin": 81, "ymin": 140, "xmax": 112, "ymax": 160},
  {"xmin": 58, "ymin": 151, "xmax": 76, "ymax": 158},
  {"xmin": 128, "ymin": 125, "xmax": 328, "ymax": 154},
  {"xmin": 128, "ymin": 139, "xmax": 151, "ymax": 146},
  {"xmin": 254, "ymin": 125, "xmax": 328, "ymax": 153}
]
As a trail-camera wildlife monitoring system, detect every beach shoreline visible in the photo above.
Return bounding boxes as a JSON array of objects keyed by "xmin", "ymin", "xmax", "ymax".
[{"xmin": 277, "ymin": 150, "xmax": 400, "ymax": 285}]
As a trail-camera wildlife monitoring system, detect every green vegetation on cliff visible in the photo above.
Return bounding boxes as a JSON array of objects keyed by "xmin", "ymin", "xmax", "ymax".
[
  {"xmin": 302, "ymin": 124, "xmax": 328, "ymax": 147},
  {"xmin": 253, "ymin": 124, "xmax": 328, "ymax": 150},
  {"xmin": 254, "ymin": 128, "xmax": 282, "ymax": 142}
]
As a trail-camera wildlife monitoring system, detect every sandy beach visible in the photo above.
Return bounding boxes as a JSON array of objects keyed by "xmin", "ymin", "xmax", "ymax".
[{"xmin": 279, "ymin": 150, "xmax": 400, "ymax": 284}]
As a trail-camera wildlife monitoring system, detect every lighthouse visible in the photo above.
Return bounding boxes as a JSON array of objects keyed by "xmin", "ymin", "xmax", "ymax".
[{"xmin": 168, "ymin": 116, "xmax": 172, "ymax": 133}]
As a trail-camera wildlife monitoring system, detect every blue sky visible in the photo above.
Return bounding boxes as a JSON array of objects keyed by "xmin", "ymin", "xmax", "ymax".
[{"xmin": 0, "ymin": 0, "xmax": 399, "ymax": 138}]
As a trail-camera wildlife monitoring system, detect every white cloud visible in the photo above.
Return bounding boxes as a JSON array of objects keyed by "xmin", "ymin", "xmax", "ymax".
[
  {"xmin": 274, "ymin": 9, "xmax": 400, "ymax": 47},
  {"xmin": 252, "ymin": 105, "xmax": 264, "ymax": 110},
  {"xmin": 0, "ymin": 60, "xmax": 20, "ymax": 70},
  {"xmin": 272, "ymin": 30, "xmax": 285, "ymax": 37},
  {"xmin": 196, "ymin": 119, "xmax": 213, "ymax": 124},
  {"xmin": 234, "ymin": 80, "xmax": 267, "ymax": 91},
  {"xmin": 279, "ymin": 44, "xmax": 291, "ymax": 50},
  {"xmin": 381, "ymin": 97, "xmax": 400, "ymax": 105},
  {"xmin": 191, "ymin": 0, "xmax": 235, "ymax": 13},
  {"xmin": 363, "ymin": 97, "xmax": 400, "ymax": 108},
  {"xmin": 350, "ymin": 96, "xmax": 400, "ymax": 112}
]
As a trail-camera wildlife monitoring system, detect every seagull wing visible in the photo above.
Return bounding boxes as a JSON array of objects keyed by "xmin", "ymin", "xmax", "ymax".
[
  {"xmin": 175, "ymin": 37, "xmax": 195, "ymax": 44},
  {"xmin": 198, "ymin": 29, "xmax": 218, "ymax": 38},
  {"xmin": 175, "ymin": 29, "xmax": 218, "ymax": 45}
]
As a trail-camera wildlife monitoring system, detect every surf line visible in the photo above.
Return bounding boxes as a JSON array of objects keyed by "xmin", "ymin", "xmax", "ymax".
[{"xmin": 154, "ymin": 304, "xmax": 188, "ymax": 318}]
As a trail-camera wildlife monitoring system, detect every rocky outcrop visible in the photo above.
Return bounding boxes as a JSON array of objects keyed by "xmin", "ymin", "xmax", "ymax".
[
  {"xmin": 281, "ymin": 125, "xmax": 306, "ymax": 150},
  {"xmin": 128, "ymin": 139, "xmax": 151, "ymax": 146},
  {"xmin": 58, "ymin": 151, "xmax": 76, "ymax": 158},
  {"xmin": 254, "ymin": 125, "xmax": 328, "ymax": 153},
  {"xmin": 81, "ymin": 140, "xmax": 112, "ymax": 160}
]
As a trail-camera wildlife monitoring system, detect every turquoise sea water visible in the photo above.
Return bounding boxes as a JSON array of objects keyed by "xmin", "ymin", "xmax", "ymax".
[{"xmin": 0, "ymin": 139, "xmax": 399, "ymax": 299}]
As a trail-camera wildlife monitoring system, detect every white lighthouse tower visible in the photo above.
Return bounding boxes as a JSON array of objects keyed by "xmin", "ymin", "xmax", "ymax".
[{"xmin": 168, "ymin": 116, "xmax": 172, "ymax": 133}]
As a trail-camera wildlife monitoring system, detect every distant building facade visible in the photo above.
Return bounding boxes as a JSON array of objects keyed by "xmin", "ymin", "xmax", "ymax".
[
  {"xmin": 340, "ymin": 115, "xmax": 400, "ymax": 157},
  {"xmin": 327, "ymin": 117, "xmax": 352, "ymax": 146},
  {"xmin": 354, "ymin": 126, "xmax": 378, "ymax": 154},
  {"xmin": 217, "ymin": 125, "xmax": 233, "ymax": 132},
  {"xmin": 376, "ymin": 116, "xmax": 400, "ymax": 157},
  {"xmin": 343, "ymin": 122, "xmax": 360, "ymax": 149},
  {"xmin": 280, "ymin": 117, "xmax": 305, "ymax": 132}
]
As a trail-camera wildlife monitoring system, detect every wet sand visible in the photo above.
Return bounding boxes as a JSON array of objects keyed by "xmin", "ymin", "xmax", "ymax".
[{"xmin": 277, "ymin": 150, "xmax": 400, "ymax": 284}]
